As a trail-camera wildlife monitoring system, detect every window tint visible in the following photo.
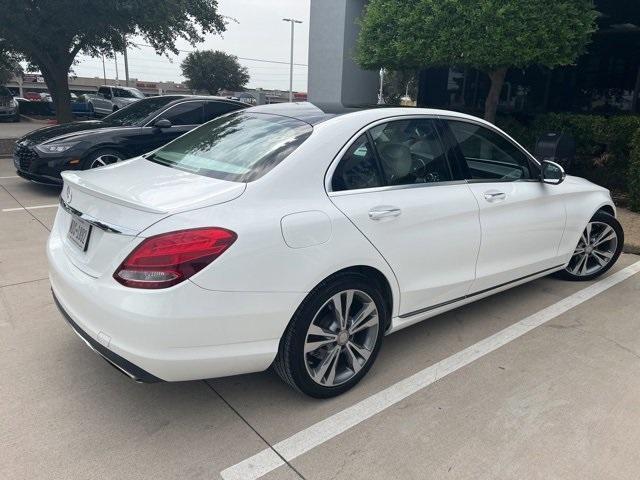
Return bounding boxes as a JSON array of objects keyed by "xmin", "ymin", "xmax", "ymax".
[
  {"xmin": 147, "ymin": 112, "xmax": 312, "ymax": 182},
  {"xmin": 98, "ymin": 87, "xmax": 111, "ymax": 97},
  {"xmin": 370, "ymin": 119, "xmax": 452, "ymax": 185},
  {"xmin": 161, "ymin": 101, "xmax": 204, "ymax": 125},
  {"xmin": 203, "ymin": 101, "xmax": 244, "ymax": 122},
  {"xmin": 103, "ymin": 96, "xmax": 178, "ymax": 126},
  {"xmin": 332, "ymin": 134, "xmax": 383, "ymax": 191},
  {"xmin": 448, "ymin": 120, "xmax": 534, "ymax": 180}
]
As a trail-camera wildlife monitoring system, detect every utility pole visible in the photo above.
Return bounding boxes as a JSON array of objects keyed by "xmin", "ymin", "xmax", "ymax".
[
  {"xmin": 283, "ymin": 18, "xmax": 302, "ymax": 102},
  {"xmin": 122, "ymin": 34, "xmax": 130, "ymax": 87}
]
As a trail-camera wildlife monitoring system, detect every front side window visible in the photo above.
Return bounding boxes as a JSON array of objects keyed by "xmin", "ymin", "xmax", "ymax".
[
  {"xmin": 370, "ymin": 119, "xmax": 452, "ymax": 185},
  {"xmin": 98, "ymin": 87, "xmax": 111, "ymax": 97},
  {"xmin": 447, "ymin": 120, "xmax": 535, "ymax": 181},
  {"xmin": 332, "ymin": 134, "xmax": 383, "ymax": 191},
  {"xmin": 147, "ymin": 112, "xmax": 313, "ymax": 182},
  {"xmin": 160, "ymin": 102, "xmax": 204, "ymax": 125}
]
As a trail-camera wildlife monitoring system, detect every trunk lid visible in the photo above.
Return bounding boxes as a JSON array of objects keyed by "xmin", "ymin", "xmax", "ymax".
[{"xmin": 57, "ymin": 157, "xmax": 246, "ymax": 277}]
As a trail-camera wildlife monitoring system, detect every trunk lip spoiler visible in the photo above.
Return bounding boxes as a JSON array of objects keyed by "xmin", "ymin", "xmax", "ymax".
[
  {"xmin": 61, "ymin": 171, "xmax": 169, "ymax": 215},
  {"xmin": 59, "ymin": 197, "xmax": 138, "ymax": 236}
]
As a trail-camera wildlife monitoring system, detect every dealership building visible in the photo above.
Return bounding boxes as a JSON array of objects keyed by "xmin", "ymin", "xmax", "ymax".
[{"xmin": 308, "ymin": 0, "xmax": 640, "ymax": 114}]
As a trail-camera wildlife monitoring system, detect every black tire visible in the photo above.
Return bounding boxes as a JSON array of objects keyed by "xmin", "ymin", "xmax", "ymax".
[
  {"xmin": 81, "ymin": 148, "xmax": 125, "ymax": 170},
  {"xmin": 555, "ymin": 211, "xmax": 624, "ymax": 281},
  {"xmin": 274, "ymin": 272, "xmax": 387, "ymax": 398}
]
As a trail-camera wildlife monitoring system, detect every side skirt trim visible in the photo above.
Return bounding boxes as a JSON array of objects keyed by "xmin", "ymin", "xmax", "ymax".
[{"xmin": 398, "ymin": 264, "xmax": 565, "ymax": 319}]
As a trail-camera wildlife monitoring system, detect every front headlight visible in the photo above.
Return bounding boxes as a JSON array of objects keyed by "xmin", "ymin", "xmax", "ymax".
[
  {"xmin": 35, "ymin": 142, "xmax": 78, "ymax": 154},
  {"xmin": 10, "ymin": 99, "xmax": 17, "ymax": 108}
]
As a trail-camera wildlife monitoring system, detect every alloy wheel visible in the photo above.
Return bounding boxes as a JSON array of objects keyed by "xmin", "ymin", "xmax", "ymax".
[
  {"xmin": 304, "ymin": 289, "xmax": 379, "ymax": 387},
  {"xmin": 566, "ymin": 221, "xmax": 618, "ymax": 277},
  {"xmin": 89, "ymin": 154, "xmax": 122, "ymax": 169}
]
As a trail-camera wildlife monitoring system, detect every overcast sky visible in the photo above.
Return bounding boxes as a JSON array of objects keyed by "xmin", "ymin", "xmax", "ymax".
[{"xmin": 72, "ymin": 0, "xmax": 311, "ymax": 92}]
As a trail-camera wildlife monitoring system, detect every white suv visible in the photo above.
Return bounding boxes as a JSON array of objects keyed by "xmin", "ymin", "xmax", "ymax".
[{"xmin": 90, "ymin": 85, "xmax": 145, "ymax": 115}]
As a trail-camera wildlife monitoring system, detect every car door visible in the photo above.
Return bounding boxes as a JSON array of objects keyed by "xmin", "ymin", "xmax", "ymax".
[
  {"xmin": 442, "ymin": 118, "xmax": 567, "ymax": 293},
  {"xmin": 328, "ymin": 117, "xmax": 481, "ymax": 317},
  {"xmin": 92, "ymin": 87, "xmax": 112, "ymax": 114}
]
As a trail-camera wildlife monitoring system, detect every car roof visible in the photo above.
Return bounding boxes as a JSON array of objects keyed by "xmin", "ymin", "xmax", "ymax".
[
  {"xmin": 247, "ymin": 102, "xmax": 337, "ymax": 125},
  {"xmin": 150, "ymin": 94, "xmax": 248, "ymax": 107}
]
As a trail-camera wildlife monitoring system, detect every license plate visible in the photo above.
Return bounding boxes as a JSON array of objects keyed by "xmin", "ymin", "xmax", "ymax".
[{"xmin": 68, "ymin": 216, "xmax": 92, "ymax": 251}]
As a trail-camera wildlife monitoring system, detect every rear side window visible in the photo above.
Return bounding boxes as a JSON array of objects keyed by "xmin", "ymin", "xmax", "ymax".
[
  {"xmin": 370, "ymin": 119, "xmax": 452, "ymax": 185},
  {"xmin": 332, "ymin": 134, "xmax": 383, "ymax": 191},
  {"xmin": 203, "ymin": 101, "xmax": 244, "ymax": 122},
  {"xmin": 161, "ymin": 101, "xmax": 204, "ymax": 125},
  {"xmin": 148, "ymin": 112, "xmax": 313, "ymax": 182}
]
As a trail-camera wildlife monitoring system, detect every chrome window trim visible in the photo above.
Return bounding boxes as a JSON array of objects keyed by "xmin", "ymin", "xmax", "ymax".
[
  {"xmin": 59, "ymin": 198, "xmax": 137, "ymax": 236},
  {"xmin": 327, "ymin": 180, "xmax": 468, "ymax": 197},
  {"xmin": 436, "ymin": 114, "xmax": 541, "ymax": 168}
]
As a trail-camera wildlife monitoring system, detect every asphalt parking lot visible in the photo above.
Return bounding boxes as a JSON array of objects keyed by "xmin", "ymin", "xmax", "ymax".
[{"xmin": 2, "ymin": 154, "xmax": 640, "ymax": 480}]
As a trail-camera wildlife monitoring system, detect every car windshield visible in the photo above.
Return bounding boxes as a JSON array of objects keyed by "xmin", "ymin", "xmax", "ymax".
[
  {"xmin": 147, "ymin": 111, "xmax": 313, "ymax": 182},
  {"xmin": 102, "ymin": 96, "xmax": 179, "ymax": 126},
  {"xmin": 0, "ymin": 86, "xmax": 12, "ymax": 97}
]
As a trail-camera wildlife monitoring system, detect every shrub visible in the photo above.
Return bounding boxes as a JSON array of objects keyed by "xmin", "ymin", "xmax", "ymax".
[
  {"xmin": 629, "ymin": 128, "xmax": 640, "ymax": 212},
  {"xmin": 498, "ymin": 113, "xmax": 640, "ymax": 192}
]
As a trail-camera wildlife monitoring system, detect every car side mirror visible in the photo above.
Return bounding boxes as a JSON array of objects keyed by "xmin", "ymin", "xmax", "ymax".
[
  {"xmin": 154, "ymin": 118, "xmax": 172, "ymax": 129},
  {"xmin": 541, "ymin": 160, "xmax": 566, "ymax": 185}
]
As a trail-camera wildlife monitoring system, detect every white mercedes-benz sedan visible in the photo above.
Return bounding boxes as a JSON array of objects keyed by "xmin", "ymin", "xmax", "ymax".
[{"xmin": 48, "ymin": 102, "xmax": 624, "ymax": 397}]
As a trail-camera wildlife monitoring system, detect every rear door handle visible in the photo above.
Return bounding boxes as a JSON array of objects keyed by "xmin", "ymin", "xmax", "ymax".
[
  {"xmin": 483, "ymin": 191, "xmax": 506, "ymax": 202},
  {"xmin": 368, "ymin": 206, "xmax": 402, "ymax": 220}
]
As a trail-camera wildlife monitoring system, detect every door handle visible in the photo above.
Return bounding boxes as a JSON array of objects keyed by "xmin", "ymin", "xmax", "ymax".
[
  {"xmin": 368, "ymin": 206, "xmax": 402, "ymax": 220},
  {"xmin": 483, "ymin": 191, "xmax": 506, "ymax": 202}
]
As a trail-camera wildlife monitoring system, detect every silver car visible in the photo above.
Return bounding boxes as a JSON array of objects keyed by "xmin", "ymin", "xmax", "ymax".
[{"xmin": 90, "ymin": 85, "xmax": 145, "ymax": 116}]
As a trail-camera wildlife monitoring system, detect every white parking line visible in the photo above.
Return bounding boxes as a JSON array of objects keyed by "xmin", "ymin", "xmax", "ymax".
[
  {"xmin": 220, "ymin": 260, "xmax": 640, "ymax": 480},
  {"xmin": 0, "ymin": 175, "xmax": 19, "ymax": 179},
  {"xmin": 2, "ymin": 203, "xmax": 58, "ymax": 212}
]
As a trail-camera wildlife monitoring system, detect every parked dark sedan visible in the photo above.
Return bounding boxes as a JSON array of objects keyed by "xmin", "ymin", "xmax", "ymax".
[{"xmin": 13, "ymin": 95, "xmax": 247, "ymax": 185}]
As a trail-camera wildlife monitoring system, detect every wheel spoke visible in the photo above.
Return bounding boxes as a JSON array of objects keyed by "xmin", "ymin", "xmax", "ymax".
[
  {"xmin": 585, "ymin": 223, "xmax": 592, "ymax": 244},
  {"xmin": 325, "ymin": 349, "xmax": 341, "ymax": 385},
  {"xmin": 347, "ymin": 340, "xmax": 372, "ymax": 363},
  {"xmin": 344, "ymin": 343, "xmax": 363, "ymax": 374},
  {"xmin": 350, "ymin": 315, "xmax": 379, "ymax": 335},
  {"xmin": 580, "ymin": 253, "xmax": 590, "ymax": 275},
  {"xmin": 331, "ymin": 293, "xmax": 346, "ymax": 330},
  {"xmin": 570, "ymin": 254, "xmax": 587, "ymax": 275},
  {"xmin": 348, "ymin": 302, "xmax": 376, "ymax": 334},
  {"xmin": 312, "ymin": 346, "xmax": 340, "ymax": 384},
  {"xmin": 572, "ymin": 247, "xmax": 586, "ymax": 257},
  {"xmin": 343, "ymin": 290, "xmax": 354, "ymax": 323},
  {"xmin": 593, "ymin": 230, "xmax": 616, "ymax": 247},
  {"xmin": 304, "ymin": 337, "xmax": 336, "ymax": 354},
  {"xmin": 307, "ymin": 323, "xmax": 338, "ymax": 339}
]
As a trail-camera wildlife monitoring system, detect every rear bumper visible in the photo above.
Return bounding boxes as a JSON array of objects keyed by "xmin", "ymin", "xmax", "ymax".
[
  {"xmin": 52, "ymin": 291, "xmax": 161, "ymax": 383},
  {"xmin": 47, "ymin": 214, "xmax": 305, "ymax": 381}
]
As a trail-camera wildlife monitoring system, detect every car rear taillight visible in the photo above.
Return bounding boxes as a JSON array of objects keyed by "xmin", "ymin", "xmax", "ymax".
[{"xmin": 114, "ymin": 228, "xmax": 237, "ymax": 289}]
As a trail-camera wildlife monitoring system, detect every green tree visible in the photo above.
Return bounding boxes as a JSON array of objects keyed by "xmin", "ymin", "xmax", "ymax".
[
  {"xmin": 356, "ymin": 0, "xmax": 598, "ymax": 122},
  {"xmin": 0, "ymin": 0, "xmax": 226, "ymax": 123},
  {"xmin": 181, "ymin": 50, "xmax": 249, "ymax": 95},
  {"xmin": 0, "ymin": 41, "xmax": 23, "ymax": 86}
]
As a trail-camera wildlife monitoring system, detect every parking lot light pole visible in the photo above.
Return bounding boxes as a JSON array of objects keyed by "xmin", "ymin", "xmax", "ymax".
[{"xmin": 283, "ymin": 18, "xmax": 303, "ymax": 102}]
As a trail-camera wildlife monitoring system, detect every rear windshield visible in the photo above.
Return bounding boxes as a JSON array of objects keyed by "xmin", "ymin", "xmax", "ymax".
[
  {"xmin": 103, "ymin": 96, "xmax": 178, "ymax": 126},
  {"xmin": 147, "ymin": 111, "xmax": 313, "ymax": 182}
]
